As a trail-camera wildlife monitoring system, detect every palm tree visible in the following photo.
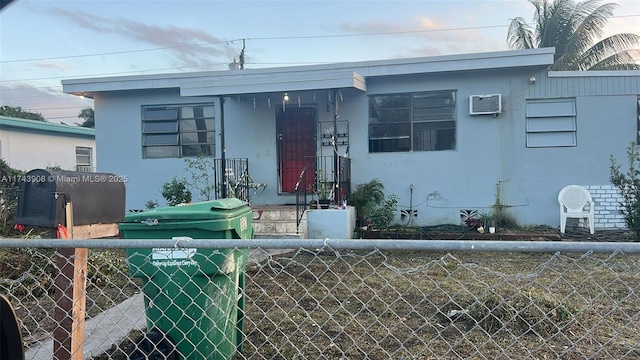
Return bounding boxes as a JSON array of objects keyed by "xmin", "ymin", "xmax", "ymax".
[{"xmin": 507, "ymin": 0, "xmax": 640, "ymax": 70}]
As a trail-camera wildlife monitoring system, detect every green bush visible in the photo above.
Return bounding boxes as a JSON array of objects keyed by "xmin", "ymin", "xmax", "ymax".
[
  {"xmin": 348, "ymin": 179, "xmax": 385, "ymax": 227},
  {"xmin": 370, "ymin": 194, "xmax": 398, "ymax": 229},
  {"xmin": 610, "ymin": 142, "xmax": 640, "ymax": 239},
  {"xmin": 348, "ymin": 179, "xmax": 398, "ymax": 229},
  {"xmin": 0, "ymin": 159, "xmax": 23, "ymax": 237},
  {"xmin": 161, "ymin": 177, "xmax": 192, "ymax": 206},
  {"xmin": 183, "ymin": 155, "xmax": 215, "ymax": 202}
]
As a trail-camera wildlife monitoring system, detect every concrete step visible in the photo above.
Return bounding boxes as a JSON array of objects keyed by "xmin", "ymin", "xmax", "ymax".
[
  {"xmin": 251, "ymin": 206, "xmax": 307, "ymax": 239},
  {"xmin": 253, "ymin": 233, "xmax": 306, "ymax": 239},
  {"xmin": 253, "ymin": 220, "xmax": 305, "ymax": 235}
]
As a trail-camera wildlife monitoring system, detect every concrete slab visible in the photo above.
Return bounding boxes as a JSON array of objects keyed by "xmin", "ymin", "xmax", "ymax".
[{"xmin": 26, "ymin": 293, "xmax": 146, "ymax": 360}]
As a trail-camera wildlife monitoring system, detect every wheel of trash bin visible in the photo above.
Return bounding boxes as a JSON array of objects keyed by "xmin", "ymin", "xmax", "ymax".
[{"xmin": 129, "ymin": 330, "xmax": 176, "ymax": 360}]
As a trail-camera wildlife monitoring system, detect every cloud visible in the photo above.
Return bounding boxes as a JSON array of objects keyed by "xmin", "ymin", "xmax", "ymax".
[
  {"xmin": 46, "ymin": 6, "xmax": 236, "ymax": 69},
  {"xmin": 1, "ymin": 83, "xmax": 93, "ymax": 123},
  {"xmin": 33, "ymin": 61, "xmax": 69, "ymax": 72},
  {"xmin": 335, "ymin": 14, "xmax": 507, "ymax": 58}
]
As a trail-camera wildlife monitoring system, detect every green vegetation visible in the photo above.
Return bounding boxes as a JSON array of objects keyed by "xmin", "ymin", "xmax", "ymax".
[
  {"xmin": 348, "ymin": 178, "xmax": 398, "ymax": 229},
  {"xmin": 160, "ymin": 178, "xmax": 192, "ymax": 206},
  {"xmin": 508, "ymin": 0, "xmax": 640, "ymax": 70},
  {"xmin": 183, "ymin": 155, "xmax": 215, "ymax": 202},
  {"xmin": 0, "ymin": 105, "xmax": 46, "ymax": 121},
  {"xmin": 77, "ymin": 107, "xmax": 95, "ymax": 128},
  {"xmin": 146, "ymin": 155, "xmax": 215, "ymax": 208},
  {"xmin": 0, "ymin": 159, "xmax": 23, "ymax": 236},
  {"xmin": 610, "ymin": 142, "xmax": 640, "ymax": 239}
]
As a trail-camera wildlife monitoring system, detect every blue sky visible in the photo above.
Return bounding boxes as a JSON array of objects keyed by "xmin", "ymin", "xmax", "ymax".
[{"xmin": 1, "ymin": 0, "xmax": 638, "ymax": 123}]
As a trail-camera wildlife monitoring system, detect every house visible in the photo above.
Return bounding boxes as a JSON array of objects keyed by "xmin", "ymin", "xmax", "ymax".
[
  {"xmin": 0, "ymin": 115, "xmax": 96, "ymax": 172},
  {"xmin": 61, "ymin": 48, "xmax": 640, "ymax": 230}
]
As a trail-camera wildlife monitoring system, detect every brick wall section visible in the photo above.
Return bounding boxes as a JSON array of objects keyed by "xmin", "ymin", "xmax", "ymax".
[{"xmin": 584, "ymin": 185, "xmax": 626, "ymax": 229}]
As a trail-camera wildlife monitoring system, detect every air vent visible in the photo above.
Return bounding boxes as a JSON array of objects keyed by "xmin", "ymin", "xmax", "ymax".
[{"xmin": 469, "ymin": 94, "xmax": 501, "ymax": 115}]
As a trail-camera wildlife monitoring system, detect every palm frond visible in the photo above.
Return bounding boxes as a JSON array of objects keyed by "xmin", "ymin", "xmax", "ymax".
[
  {"xmin": 589, "ymin": 51, "xmax": 640, "ymax": 70},
  {"xmin": 539, "ymin": 0, "xmax": 569, "ymax": 45},
  {"xmin": 579, "ymin": 34, "xmax": 640, "ymax": 69},
  {"xmin": 565, "ymin": 1, "xmax": 616, "ymax": 54},
  {"xmin": 508, "ymin": 17, "xmax": 535, "ymax": 49},
  {"xmin": 513, "ymin": 0, "xmax": 639, "ymax": 71}
]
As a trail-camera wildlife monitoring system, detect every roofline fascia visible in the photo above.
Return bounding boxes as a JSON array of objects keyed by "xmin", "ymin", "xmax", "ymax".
[
  {"xmin": 62, "ymin": 48, "xmax": 556, "ymax": 96},
  {"xmin": 548, "ymin": 70, "xmax": 640, "ymax": 78}
]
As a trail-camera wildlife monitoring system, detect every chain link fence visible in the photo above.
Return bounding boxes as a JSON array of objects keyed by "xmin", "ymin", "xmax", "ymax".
[{"xmin": 1, "ymin": 238, "xmax": 639, "ymax": 359}]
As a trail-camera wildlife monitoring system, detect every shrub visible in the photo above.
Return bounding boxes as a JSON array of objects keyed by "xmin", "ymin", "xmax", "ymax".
[
  {"xmin": 0, "ymin": 159, "xmax": 23, "ymax": 236},
  {"xmin": 370, "ymin": 194, "xmax": 398, "ymax": 229},
  {"xmin": 183, "ymin": 155, "xmax": 215, "ymax": 202},
  {"xmin": 161, "ymin": 177, "xmax": 192, "ymax": 206},
  {"xmin": 610, "ymin": 142, "xmax": 640, "ymax": 239},
  {"xmin": 348, "ymin": 179, "xmax": 398, "ymax": 229},
  {"xmin": 348, "ymin": 179, "xmax": 385, "ymax": 227}
]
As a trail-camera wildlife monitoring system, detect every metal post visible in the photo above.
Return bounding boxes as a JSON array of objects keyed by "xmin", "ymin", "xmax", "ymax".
[
  {"xmin": 332, "ymin": 89, "xmax": 339, "ymax": 204},
  {"xmin": 220, "ymin": 96, "xmax": 227, "ymax": 198}
]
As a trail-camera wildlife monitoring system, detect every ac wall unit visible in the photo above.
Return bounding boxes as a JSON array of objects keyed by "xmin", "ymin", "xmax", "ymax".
[{"xmin": 469, "ymin": 94, "xmax": 501, "ymax": 115}]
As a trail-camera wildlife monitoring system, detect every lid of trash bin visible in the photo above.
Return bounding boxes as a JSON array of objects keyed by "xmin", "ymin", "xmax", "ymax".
[{"xmin": 123, "ymin": 198, "xmax": 249, "ymax": 222}]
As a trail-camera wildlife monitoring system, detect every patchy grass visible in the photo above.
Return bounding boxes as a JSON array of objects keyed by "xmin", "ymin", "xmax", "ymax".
[
  {"xmin": 241, "ymin": 249, "xmax": 640, "ymax": 359},
  {"xmin": 0, "ymin": 248, "xmax": 139, "ymax": 348},
  {"xmin": 2, "ymin": 244, "xmax": 639, "ymax": 359}
]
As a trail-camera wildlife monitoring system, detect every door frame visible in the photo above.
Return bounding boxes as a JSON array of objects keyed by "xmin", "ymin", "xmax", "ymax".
[{"xmin": 276, "ymin": 105, "xmax": 318, "ymax": 194}]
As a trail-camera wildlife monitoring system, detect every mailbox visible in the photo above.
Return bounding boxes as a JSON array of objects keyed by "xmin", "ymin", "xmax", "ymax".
[{"xmin": 15, "ymin": 168, "xmax": 126, "ymax": 228}]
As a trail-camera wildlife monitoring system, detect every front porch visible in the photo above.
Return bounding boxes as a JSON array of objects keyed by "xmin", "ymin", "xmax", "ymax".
[{"xmin": 212, "ymin": 156, "xmax": 353, "ymax": 239}]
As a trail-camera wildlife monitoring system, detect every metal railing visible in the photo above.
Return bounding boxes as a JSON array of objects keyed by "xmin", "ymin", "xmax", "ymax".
[
  {"xmin": 294, "ymin": 168, "xmax": 308, "ymax": 233},
  {"xmin": 213, "ymin": 158, "xmax": 266, "ymax": 203},
  {"xmin": 301, "ymin": 155, "xmax": 351, "ymax": 205},
  {"xmin": 1, "ymin": 238, "xmax": 639, "ymax": 359}
]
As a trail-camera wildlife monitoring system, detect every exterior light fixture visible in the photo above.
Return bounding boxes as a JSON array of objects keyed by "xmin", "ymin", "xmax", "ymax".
[
  {"xmin": 283, "ymin": 93, "xmax": 289, "ymax": 102},
  {"xmin": 529, "ymin": 74, "xmax": 536, "ymax": 84}
]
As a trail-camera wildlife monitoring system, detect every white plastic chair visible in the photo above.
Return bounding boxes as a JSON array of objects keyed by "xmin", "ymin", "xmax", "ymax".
[{"xmin": 558, "ymin": 185, "xmax": 595, "ymax": 234}]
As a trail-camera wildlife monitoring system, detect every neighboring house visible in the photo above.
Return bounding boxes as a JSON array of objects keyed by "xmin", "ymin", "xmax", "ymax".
[
  {"xmin": 62, "ymin": 48, "xmax": 640, "ymax": 229},
  {"xmin": 0, "ymin": 115, "xmax": 96, "ymax": 172}
]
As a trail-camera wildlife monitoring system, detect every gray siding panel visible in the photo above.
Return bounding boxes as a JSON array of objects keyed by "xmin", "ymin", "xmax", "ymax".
[{"xmin": 530, "ymin": 73, "xmax": 640, "ymax": 99}]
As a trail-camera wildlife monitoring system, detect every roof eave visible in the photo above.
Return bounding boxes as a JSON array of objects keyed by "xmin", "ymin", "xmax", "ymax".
[{"xmin": 61, "ymin": 48, "xmax": 556, "ymax": 97}]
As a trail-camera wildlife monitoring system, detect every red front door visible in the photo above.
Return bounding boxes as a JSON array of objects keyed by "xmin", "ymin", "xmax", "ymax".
[{"xmin": 277, "ymin": 106, "xmax": 316, "ymax": 193}]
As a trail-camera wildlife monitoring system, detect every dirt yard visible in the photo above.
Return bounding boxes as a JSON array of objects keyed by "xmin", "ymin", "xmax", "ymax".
[{"xmin": 2, "ymin": 227, "xmax": 638, "ymax": 359}]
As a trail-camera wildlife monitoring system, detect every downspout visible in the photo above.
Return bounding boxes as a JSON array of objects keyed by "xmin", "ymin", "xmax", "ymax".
[{"xmin": 219, "ymin": 95, "xmax": 227, "ymax": 198}]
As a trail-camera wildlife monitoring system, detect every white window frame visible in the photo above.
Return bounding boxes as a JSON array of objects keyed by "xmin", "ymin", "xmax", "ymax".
[{"xmin": 75, "ymin": 146, "xmax": 93, "ymax": 172}]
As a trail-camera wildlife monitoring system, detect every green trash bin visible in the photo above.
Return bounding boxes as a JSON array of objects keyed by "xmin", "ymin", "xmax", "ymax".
[{"xmin": 120, "ymin": 198, "xmax": 252, "ymax": 360}]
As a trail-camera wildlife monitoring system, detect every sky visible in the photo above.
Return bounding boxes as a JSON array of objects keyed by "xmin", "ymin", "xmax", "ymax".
[{"xmin": 1, "ymin": 0, "xmax": 639, "ymax": 124}]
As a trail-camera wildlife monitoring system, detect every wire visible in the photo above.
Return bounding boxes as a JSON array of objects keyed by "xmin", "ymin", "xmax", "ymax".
[
  {"xmin": 0, "ymin": 63, "xmax": 231, "ymax": 83},
  {"xmin": 2, "ymin": 13, "xmax": 637, "ymax": 65},
  {"xmin": 0, "ymin": 39, "xmax": 242, "ymax": 64}
]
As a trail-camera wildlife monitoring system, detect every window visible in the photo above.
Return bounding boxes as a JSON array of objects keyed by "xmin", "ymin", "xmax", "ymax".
[
  {"xmin": 526, "ymin": 99, "xmax": 576, "ymax": 147},
  {"xmin": 75, "ymin": 147, "xmax": 93, "ymax": 172},
  {"xmin": 142, "ymin": 104, "xmax": 215, "ymax": 158},
  {"xmin": 369, "ymin": 90, "xmax": 456, "ymax": 152}
]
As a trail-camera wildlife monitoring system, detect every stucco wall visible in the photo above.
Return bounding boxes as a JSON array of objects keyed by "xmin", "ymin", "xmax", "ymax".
[
  {"xmin": 0, "ymin": 129, "xmax": 95, "ymax": 171},
  {"xmin": 94, "ymin": 91, "xmax": 218, "ymax": 209},
  {"xmin": 93, "ymin": 70, "xmax": 638, "ymax": 230}
]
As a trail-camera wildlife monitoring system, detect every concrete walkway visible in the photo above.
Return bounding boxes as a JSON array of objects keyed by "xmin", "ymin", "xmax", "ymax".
[
  {"xmin": 25, "ymin": 248, "xmax": 293, "ymax": 359},
  {"xmin": 25, "ymin": 293, "xmax": 147, "ymax": 360}
]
